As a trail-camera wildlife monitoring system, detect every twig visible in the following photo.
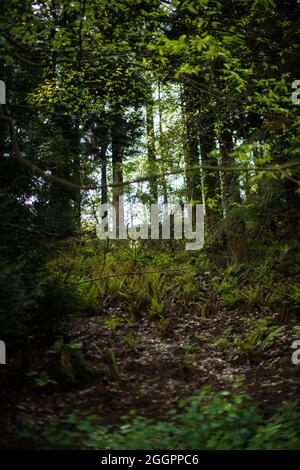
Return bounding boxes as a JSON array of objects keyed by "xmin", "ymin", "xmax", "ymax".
[
  {"xmin": 65, "ymin": 267, "xmax": 194, "ymax": 287},
  {"xmin": 2, "ymin": 222, "xmax": 59, "ymax": 238}
]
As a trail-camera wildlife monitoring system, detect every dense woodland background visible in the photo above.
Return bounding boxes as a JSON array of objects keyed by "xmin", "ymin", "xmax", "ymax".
[{"xmin": 1, "ymin": 0, "xmax": 300, "ymax": 450}]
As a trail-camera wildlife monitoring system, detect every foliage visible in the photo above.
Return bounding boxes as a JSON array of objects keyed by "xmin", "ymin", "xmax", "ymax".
[
  {"xmin": 20, "ymin": 388, "xmax": 300, "ymax": 450},
  {"xmin": 26, "ymin": 340, "xmax": 101, "ymax": 389},
  {"xmin": 0, "ymin": 254, "xmax": 42, "ymax": 337},
  {"xmin": 1, "ymin": 0, "xmax": 300, "ymax": 451},
  {"xmin": 235, "ymin": 319, "xmax": 284, "ymax": 354}
]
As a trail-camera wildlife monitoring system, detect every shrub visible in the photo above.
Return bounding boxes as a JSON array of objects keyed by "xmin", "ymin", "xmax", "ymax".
[{"xmin": 19, "ymin": 389, "xmax": 300, "ymax": 450}]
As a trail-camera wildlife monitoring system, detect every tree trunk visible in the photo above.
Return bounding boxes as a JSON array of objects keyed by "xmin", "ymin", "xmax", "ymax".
[
  {"xmin": 111, "ymin": 113, "xmax": 124, "ymax": 236},
  {"xmin": 158, "ymin": 82, "xmax": 168, "ymax": 204},
  {"xmin": 100, "ymin": 145, "xmax": 108, "ymax": 205},
  {"xmin": 182, "ymin": 85, "xmax": 203, "ymax": 230},
  {"xmin": 182, "ymin": 86, "xmax": 202, "ymax": 205},
  {"xmin": 146, "ymin": 98, "xmax": 158, "ymax": 203},
  {"xmin": 219, "ymin": 123, "xmax": 247, "ymax": 262},
  {"xmin": 199, "ymin": 114, "xmax": 221, "ymax": 227}
]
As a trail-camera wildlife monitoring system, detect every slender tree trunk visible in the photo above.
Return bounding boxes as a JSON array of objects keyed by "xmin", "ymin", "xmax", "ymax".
[
  {"xmin": 219, "ymin": 123, "xmax": 247, "ymax": 262},
  {"xmin": 111, "ymin": 113, "xmax": 124, "ymax": 235},
  {"xmin": 158, "ymin": 82, "xmax": 168, "ymax": 204},
  {"xmin": 182, "ymin": 85, "xmax": 202, "ymax": 205},
  {"xmin": 182, "ymin": 85, "xmax": 202, "ymax": 230},
  {"xmin": 146, "ymin": 98, "xmax": 158, "ymax": 203},
  {"xmin": 71, "ymin": 115, "xmax": 81, "ymax": 230},
  {"xmin": 199, "ymin": 114, "xmax": 221, "ymax": 227},
  {"xmin": 100, "ymin": 145, "xmax": 108, "ymax": 205},
  {"xmin": 52, "ymin": 114, "xmax": 81, "ymax": 234}
]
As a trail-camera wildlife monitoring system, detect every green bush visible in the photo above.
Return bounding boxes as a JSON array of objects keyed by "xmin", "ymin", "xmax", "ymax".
[
  {"xmin": 0, "ymin": 256, "xmax": 42, "ymax": 337},
  {"xmin": 20, "ymin": 389, "xmax": 300, "ymax": 450}
]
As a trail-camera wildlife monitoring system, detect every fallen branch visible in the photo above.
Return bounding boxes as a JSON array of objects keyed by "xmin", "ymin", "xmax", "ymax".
[
  {"xmin": 65, "ymin": 267, "xmax": 194, "ymax": 287},
  {"xmin": 2, "ymin": 222, "xmax": 59, "ymax": 238}
]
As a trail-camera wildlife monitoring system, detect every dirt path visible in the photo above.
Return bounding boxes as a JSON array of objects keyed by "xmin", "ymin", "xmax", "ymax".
[{"xmin": 6, "ymin": 290, "xmax": 299, "ymax": 445}]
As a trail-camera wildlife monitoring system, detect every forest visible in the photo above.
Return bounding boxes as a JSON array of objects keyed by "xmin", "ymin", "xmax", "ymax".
[{"xmin": 0, "ymin": 0, "xmax": 300, "ymax": 452}]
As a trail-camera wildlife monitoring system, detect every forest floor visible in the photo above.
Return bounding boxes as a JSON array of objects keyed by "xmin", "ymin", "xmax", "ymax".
[{"xmin": 2, "ymin": 272, "xmax": 300, "ymax": 449}]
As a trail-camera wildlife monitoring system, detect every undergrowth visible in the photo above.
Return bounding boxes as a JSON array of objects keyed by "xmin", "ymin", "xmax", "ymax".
[{"xmin": 20, "ymin": 387, "xmax": 300, "ymax": 450}]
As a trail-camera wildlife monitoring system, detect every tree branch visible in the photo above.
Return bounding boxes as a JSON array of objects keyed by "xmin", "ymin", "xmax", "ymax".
[{"xmin": 1, "ymin": 111, "xmax": 299, "ymax": 195}]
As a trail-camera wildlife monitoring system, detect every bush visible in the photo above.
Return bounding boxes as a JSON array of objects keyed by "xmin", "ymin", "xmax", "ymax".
[
  {"xmin": 20, "ymin": 388, "xmax": 300, "ymax": 450},
  {"xmin": 0, "ymin": 256, "xmax": 42, "ymax": 337}
]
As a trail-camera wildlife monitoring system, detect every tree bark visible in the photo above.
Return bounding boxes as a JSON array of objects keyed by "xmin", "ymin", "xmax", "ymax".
[
  {"xmin": 146, "ymin": 98, "xmax": 158, "ymax": 203},
  {"xmin": 199, "ymin": 114, "xmax": 221, "ymax": 227},
  {"xmin": 219, "ymin": 122, "xmax": 247, "ymax": 262},
  {"xmin": 111, "ymin": 113, "xmax": 124, "ymax": 235},
  {"xmin": 182, "ymin": 86, "xmax": 203, "ymax": 205}
]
